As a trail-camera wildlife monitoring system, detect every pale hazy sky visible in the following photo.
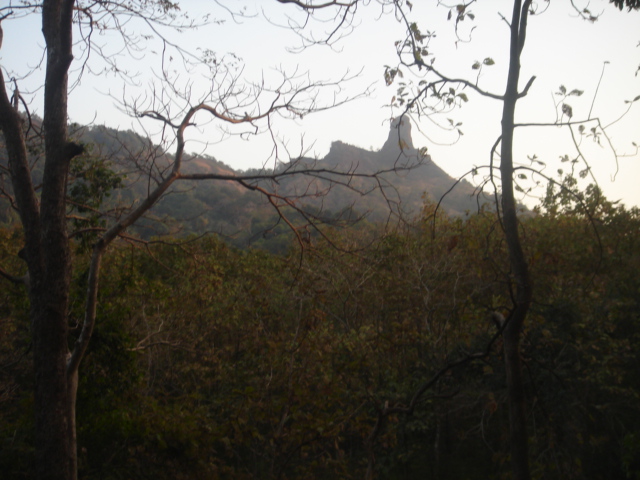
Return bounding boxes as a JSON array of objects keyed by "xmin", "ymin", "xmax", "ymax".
[{"xmin": 2, "ymin": 0, "xmax": 639, "ymax": 208}]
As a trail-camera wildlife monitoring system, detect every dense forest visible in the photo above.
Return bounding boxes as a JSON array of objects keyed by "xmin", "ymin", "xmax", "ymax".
[
  {"xmin": 1, "ymin": 2, "xmax": 638, "ymax": 479},
  {"xmin": 2, "ymin": 176, "xmax": 639, "ymax": 479}
]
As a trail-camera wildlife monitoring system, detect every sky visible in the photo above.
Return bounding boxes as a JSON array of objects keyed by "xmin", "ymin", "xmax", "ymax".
[{"xmin": 1, "ymin": 0, "xmax": 639, "ymax": 208}]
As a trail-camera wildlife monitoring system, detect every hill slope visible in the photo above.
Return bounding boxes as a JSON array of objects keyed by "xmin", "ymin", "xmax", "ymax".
[{"xmin": 1, "ymin": 118, "xmax": 482, "ymax": 248}]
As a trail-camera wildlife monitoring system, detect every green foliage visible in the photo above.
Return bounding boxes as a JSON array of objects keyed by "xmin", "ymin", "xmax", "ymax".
[
  {"xmin": 2, "ymin": 185, "xmax": 640, "ymax": 478},
  {"xmin": 68, "ymin": 151, "xmax": 125, "ymax": 251},
  {"xmin": 69, "ymin": 153, "xmax": 124, "ymax": 214},
  {"xmin": 0, "ymin": 228, "xmax": 33, "ymax": 479}
]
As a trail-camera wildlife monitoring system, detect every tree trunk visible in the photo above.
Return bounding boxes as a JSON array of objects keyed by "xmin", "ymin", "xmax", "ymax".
[
  {"xmin": 32, "ymin": 298, "xmax": 72, "ymax": 480},
  {"xmin": 499, "ymin": 2, "xmax": 534, "ymax": 480},
  {"xmin": 0, "ymin": 2, "xmax": 80, "ymax": 479},
  {"xmin": 0, "ymin": 34, "xmax": 74, "ymax": 480},
  {"xmin": 30, "ymin": 1, "xmax": 77, "ymax": 477}
]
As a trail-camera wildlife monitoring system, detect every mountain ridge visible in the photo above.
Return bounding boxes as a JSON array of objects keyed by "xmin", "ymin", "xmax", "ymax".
[{"xmin": 1, "ymin": 117, "xmax": 482, "ymax": 249}]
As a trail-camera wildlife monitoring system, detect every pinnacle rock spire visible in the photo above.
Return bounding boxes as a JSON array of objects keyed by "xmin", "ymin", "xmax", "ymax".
[{"xmin": 381, "ymin": 116, "xmax": 414, "ymax": 153}]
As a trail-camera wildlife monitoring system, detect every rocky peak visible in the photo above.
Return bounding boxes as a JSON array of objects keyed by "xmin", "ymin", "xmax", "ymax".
[{"xmin": 381, "ymin": 116, "xmax": 414, "ymax": 153}]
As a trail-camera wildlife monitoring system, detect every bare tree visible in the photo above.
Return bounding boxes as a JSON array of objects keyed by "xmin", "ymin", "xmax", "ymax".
[
  {"xmin": 380, "ymin": 1, "xmax": 639, "ymax": 479},
  {"xmin": 0, "ymin": 2, "xmax": 424, "ymax": 480}
]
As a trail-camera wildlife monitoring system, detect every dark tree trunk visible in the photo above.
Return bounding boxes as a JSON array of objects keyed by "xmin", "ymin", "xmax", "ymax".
[
  {"xmin": 499, "ymin": 2, "xmax": 534, "ymax": 480},
  {"xmin": 0, "ymin": 2, "xmax": 79, "ymax": 479},
  {"xmin": 32, "ymin": 298, "xmax": 72, "ymax": 480},
  {"xmin": 33, "ymin": 2, "xmax": 77, "ymax": 478}
]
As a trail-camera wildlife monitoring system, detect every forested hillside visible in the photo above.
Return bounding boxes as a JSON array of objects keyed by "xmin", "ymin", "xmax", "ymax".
[
  {"xmin": 2, "ymin": 120, "xmax": 638, "ymax": 480},
  {"xmin": 1, "ymin": 118, "xmax": 482, "ymax": 253},
  {"xmin": 1, "ymin": 184, "xmax": 639, "ymax": 479}
]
